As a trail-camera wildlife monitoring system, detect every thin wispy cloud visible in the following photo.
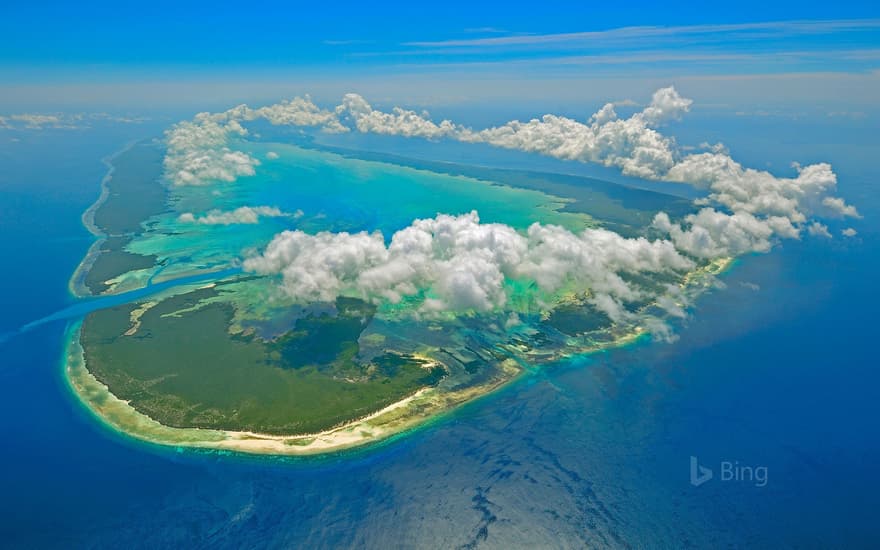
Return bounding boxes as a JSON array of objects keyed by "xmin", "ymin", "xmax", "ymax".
[
  {"xmin": 542, "ymin": 49, "xmax": 880, "ymax": 66},
  {"xmin": 334, "ymin": 18, "xmax": 880, "ymax": 81},
  {"xmin": 365, "ymin": 49, "xmax": 880, "ymax": 81},
  {"xmin": 403, "ymin": 19, "xmax": 880, "ymax": 48},
  {"xmin": 0, "ymin": 111, "xmax": 148, "ymax": 130},
  {"xmin": 462, "ymin": 27, "xmax": 510, "ymax": 34},
  {"xmin": 322, "ymin": 39, "xmax": 374, "ymax": 46}
]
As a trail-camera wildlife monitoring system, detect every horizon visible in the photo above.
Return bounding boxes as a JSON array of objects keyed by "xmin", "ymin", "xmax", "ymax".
[{"xmin": 2, "ymin": 4, "xmax": 879, "ymax": 114}]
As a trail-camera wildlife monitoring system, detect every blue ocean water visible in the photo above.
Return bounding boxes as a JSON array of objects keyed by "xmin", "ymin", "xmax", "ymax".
[{"xmin": 0, "ymin": 121, "xmax": 878, "ymax": 548}]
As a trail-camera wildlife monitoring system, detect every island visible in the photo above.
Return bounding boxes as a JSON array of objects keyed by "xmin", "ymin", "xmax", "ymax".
[{"xmin": 65, "ymin": 137, "xmax": 728, "ymax": 456}]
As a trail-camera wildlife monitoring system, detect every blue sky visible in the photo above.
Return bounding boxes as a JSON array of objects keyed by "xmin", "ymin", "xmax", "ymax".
[{"xmin": 1, "ymin": 1, "xmax": 879, "ymax": 112}]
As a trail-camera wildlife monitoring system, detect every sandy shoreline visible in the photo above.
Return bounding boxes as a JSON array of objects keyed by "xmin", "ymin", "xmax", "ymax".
[{"xmin": 64, "ymin": 321, "xmax": 524, "ymax": 456}]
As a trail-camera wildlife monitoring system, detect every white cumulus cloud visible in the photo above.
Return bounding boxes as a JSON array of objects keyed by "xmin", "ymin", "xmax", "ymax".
[
  {"xmin": 337, "ymin": 94, "xmax": 462, "ymax": 139},
  {"xmin": 164, "ymin": 97, "xmax": 347, "ymax": 186},
  {"xmin": 807, "ymin": 222, "xmax": 832, "ymax": 238},
  {"xmin": 459, "ymin": 92, "xmax": 681, "ymax": 180},
  {"xmin": 243, "ymin": 96, "xmax": 347, "ymax": 133},
  {"xmin": 178, "ymin": 205, "xmax": 288, "ymax": 225},
  {"xmin": 244, "ymin": 211, "xmax": 694, "ymax": 321},
  {"xmin": 655, "ymin": 209, "xmax": 784, "ymax": 258},
  {"xmin": 164, "ymin": 115, "xmax": 260, "ymax": 186}
]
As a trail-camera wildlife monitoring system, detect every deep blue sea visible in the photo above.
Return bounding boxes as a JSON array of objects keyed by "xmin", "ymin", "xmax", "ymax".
[{"xmin": 0, "ymin": 118, "xmax": 878, "ymax": 548}]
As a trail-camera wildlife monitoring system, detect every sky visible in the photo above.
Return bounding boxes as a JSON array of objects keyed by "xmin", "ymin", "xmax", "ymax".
[{"xmin": 1, "ymin": 1, "xmax": 879, "ymax": 112}]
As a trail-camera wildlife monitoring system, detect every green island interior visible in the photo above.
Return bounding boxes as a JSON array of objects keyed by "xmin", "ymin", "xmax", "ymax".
[{"xmin": 81, "ymin": 286, "xmax": 445, "ymax": 434}]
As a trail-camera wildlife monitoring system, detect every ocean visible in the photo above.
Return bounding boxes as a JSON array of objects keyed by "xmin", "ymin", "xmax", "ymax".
[{"xmin": 0, "ymin": 117, "xmax": 877, "ymax": 548}]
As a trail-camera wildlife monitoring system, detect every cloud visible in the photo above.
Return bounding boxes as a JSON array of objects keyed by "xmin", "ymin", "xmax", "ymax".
[
  {"xmin": 0, "ymin": 111, "xmax": 148, "ymax": 130},
  {"xmin": 653, "ymin": 209, "xmax": 783, "ymax": 258},
  {"xmin": 265, "ymin": 151, "xmax": 280, "ymax": 159},
  {"xmin": 164, "ymin": 115, "xmax": 260, "ymax": 186},
  {"xmin": 457, "ymin": 87, "xmax": 687, "ymax": 180},
  {"xmin": 842, "ymin": 227, "xmax": 858, "ymax": 237},
  {"xmin": 5, "ymin": 113, "xmax": 75, "ymax": 129},
  {"xmin": 87, "ymin": 112, "xmax": 149, "ymax": 124},
  {"xmin": 807, "ymin": 222, "xmax": 832, "ymax": 238},
  {"xmin": 11, "ymin": 114, "xmax": 67, "ymax": 128},
  {"xmin": 613, "ymin": 99, "xmax": 640, "ymax": 107},
  {"xmin": 178, "ymin": 205, "xmax": 288, "ymax": 225},
  {"xmin": 322, "ymin": 39, "xmax": 374, "ymax": 46},
  {"xmin": 242, "ymin": 96, "xmax": 347, "ymax": 133},
  {"xmin": 244, "ymin": 211, "xmax": 693, "ymax": 321},
  {"xmin": 640, "ymin": 86, "xmax": 693, "ymax": 125},
  {"xmin": 164, "ymin": 97, "xmax": 346, "ymax": 186},
  {"xmin": 401, "ymin": 19, "xmax": 880, "ymax": 49},
  {"xmin": 337, "ymin": 94, "xmax": 462, "ymax": 139},
  {"xmin": 821, "ymin": 196, "xmax": 861, "ymax": 218}
]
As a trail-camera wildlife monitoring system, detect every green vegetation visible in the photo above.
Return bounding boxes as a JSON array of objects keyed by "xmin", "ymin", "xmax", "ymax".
[
  {"xmin": 82, "ymin": 142, "xmax": 167, "ymax": 294},
  {"xmin": 93, "ymin": 142, "xmax": 168, "ymax": 235},
  {"xmin": 542, "ymin": 297, "xmax": 613, "ymax": 336},
  {"xmin": 84, "ymin": 236, "xmax": 158, "ymax": 294},
  {"xmin": 80, "ymin": 288, "xmax": 446, "ymax": 435},
  {"xmin": 271, "ymin": 297, "xmax": 375, "ymax": 370}
]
